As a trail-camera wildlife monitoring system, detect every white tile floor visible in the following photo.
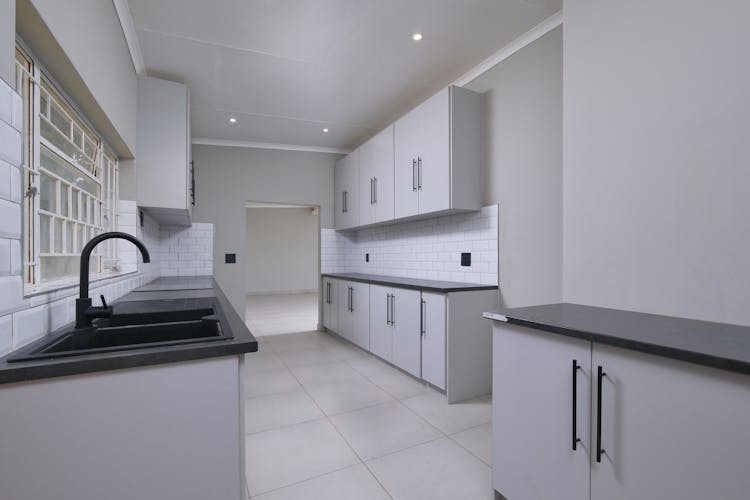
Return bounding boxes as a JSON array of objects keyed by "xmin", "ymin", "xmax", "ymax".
[
  {"xmin": 243, "ymin": 331, "xmax": 493, "ymax": 499},
  {"xmin": 245, "ymin": 293, "xmax": 319, "ymax": 337}
]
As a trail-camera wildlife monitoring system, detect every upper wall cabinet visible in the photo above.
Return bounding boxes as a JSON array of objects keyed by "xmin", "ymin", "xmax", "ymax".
[
  {"xmin": 359, "ymin": 125, "xmax": 395, "ymax": 226},
  {"xmin": 394, "ymin": 86, "xmax": 483, "ymax": 219},
  {"xmin": 136, "ymin": 76, "xmax": 192, "ymax": 226},
  {"xmin": 334, "ymin": 149, "xmax": 359, "ymax": 230}
]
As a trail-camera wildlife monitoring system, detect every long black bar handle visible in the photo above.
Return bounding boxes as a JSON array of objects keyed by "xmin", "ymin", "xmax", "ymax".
[
  {"xmin": 572, "ymin": 360, "xmax": 581, "ymax": 450},
  {"xmin": 412, "ymin": 159, "xmax": 417, "ymax": 191},
  {"xmin": 417, "ymin": 157, "xmax": 422, "ymax": 190},
  {"xmin": 391, "ymin": 294, "xmax": 395, "ymax": 326},
  {"xmin": 420, "ymin": 299, "xmax": 426, "ymax": 336},
  {"xmin": 596, "ymin": 365, "xmax": 606, "ymax": 462},
  {"xmin": 386, "ymin": 294, "xmax": 391, "ymax": 325}
]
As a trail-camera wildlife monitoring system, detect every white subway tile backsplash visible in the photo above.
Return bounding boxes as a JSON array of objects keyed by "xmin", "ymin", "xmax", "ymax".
[
  {"xmin": 0, "ymin": 119, "xmax": 21, "ymax": 167},
  {"xmin": 12, "ymin": 304, "xmax": 48, "ymax": 349},
  {"xmin": 158, "ymin": 223, "xmax": 213, "ymax": 277},
  {"xmin": 0, "ymin": 199, "xmax": 21, "ymax": 238},
  {"xmin": 321, "ymin": 205, "xmax": 499, "ymax": 285},
  {"xmin": 0, "ymin": 315, "xmax": 12, "ymax": 356}
]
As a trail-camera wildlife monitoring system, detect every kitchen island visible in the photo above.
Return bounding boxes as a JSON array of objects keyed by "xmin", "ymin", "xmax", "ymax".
[
  {"xmin": 0, "ymin": 277, "xmax": 258, "ymax": 500},
  {"xmin": 485, "ymin": 303, "xmax": 750, "ymax": 500}
]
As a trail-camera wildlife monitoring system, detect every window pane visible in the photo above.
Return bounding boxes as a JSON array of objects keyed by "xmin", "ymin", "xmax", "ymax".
[
  {"xmin": 54, "ymin": 218, "xmax": 62, "ymax": 253},
  {"xmin": 40, "ymin": 91, "xmax": 48, "ymax": 118},
  {"xmin": 40, "ymin": 214, "xmax": 50, "ymax": 253},
  {"xmin": 72, "ymin": 190, "xmax": 79, "ymax": 220},
  {"xmin": 40, "ymin": 173, "xmax": 56, "ymax": 212},
  {"xmin": 66, "ymin": 221, "xmax": 74, "ymax": 253},
  {"xmin": 40, "ymin": 146, "xmax": 99, "ymax": 197},
  {"xmin": 60, "ymin": 186, "xmax": 68, "ymax": 217},
  {"xmin": 77, "ymin": 225, "xmax": 84, "ymax": 252},
  {"xmin": 40, "ymin": 256, "xmax": 79, "ymax": 282}
]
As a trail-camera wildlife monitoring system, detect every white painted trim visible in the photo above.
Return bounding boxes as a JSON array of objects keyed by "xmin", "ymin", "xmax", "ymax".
[
  {"xmin": 453, "ymin": 10, "xmax": 562, "ymax": 87},
  {"xmin": 192, "ymin": 137, "xmax": 350, "ymax": 155},
  {"xmin": 113, "ymin": 0, "xmax": 146, "ymax": 75}
]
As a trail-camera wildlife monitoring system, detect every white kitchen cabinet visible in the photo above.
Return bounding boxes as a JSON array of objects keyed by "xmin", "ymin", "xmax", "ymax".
[
  {"xmin": 136, "ymin": 76, "xmax": 192, "ymax": 226},
  {"xmin": 491, "ymin": 322, "xmax": 750, "ymax": 500},
  {"xmin": 492, "ymin": 322, "xmax": 591, "ymax": 500},
  {"xmin": 369, "ymin": 285, "xmax": 421, "ymax": 377},
  {"xmin": 322, "ymin": 278, "xmax": 338, "ymax": 332},
  {"xmin": 394, "ymin": 86, "xmax": 483, "ymax": 220},
  {"xmin": 590, "ymin": 344, "xmax": 750, "ymax": 500},
  {"xmin": 369, "ymin": 285, "xmax": 393, "ymax": 362},
  {"xmin": 390, "ymin": 288, "xmax": 422, "ymax": 378},
  {"xmin": 359, "ymin": 125, "xmax": 395, "ymax": 226},
  {"xmin": 420, "ymin": 291, "xmax": 446, "ymax": 390},
  {"xmin": 334, "ymin": 150, "xmax": 359, "ymax": 230},
  {"xmin": 336, "ymin": 280, "xmax": 369, "ymax": 350}
]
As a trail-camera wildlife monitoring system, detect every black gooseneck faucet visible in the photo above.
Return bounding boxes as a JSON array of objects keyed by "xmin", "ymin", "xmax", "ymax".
[{"xmin": 75, "ymin": 232, "xmax": 151, "ymax": 328}]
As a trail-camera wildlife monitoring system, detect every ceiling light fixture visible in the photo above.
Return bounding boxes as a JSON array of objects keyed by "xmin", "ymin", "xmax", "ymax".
[
  {"xmin": 412, "ymin": 33, "xmax": 423, "ymax": 41},
  {"xmin": 323, "ymin": 128, "xmax": 329, "ymax": 133},
  {"xmin": 229, "ymin": 117, "xmax": 237, "ymax": 123}
]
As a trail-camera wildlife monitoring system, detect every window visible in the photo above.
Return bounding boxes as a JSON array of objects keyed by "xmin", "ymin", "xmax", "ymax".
[{"xmin": 15, "ymin": 44, "xmax": 120, "ymax": 291}]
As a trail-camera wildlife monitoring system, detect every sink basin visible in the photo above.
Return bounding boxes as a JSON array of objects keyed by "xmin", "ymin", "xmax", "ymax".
[{"xmin": 7, "ymin": 300, "xmax": 232, "ymax": 363}]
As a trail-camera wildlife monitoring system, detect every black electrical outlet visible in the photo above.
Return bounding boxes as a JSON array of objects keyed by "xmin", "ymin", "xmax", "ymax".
[
  {"xmin": 225, "ymin": 253, "xmax": 236, "ymax": 264},
  {"xmin": 366, "ymin": 253, "xmax": 369, "ymax": 262},
  {"xmin": 139, "ymin": 210, "xmax": 144, "ymax": 228},
  {"xmin": 461, "ymin": 252, "xmax": 471, "ymax": 267}
]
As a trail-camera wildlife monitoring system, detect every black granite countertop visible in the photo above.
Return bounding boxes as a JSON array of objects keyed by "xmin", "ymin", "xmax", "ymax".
[
  {"xmin": 322, "ymin": 273, "xmax": 498, "ymax": 293},
  {"xmin": 0, "ymin": 279, "xmax": 258, "ymax": 385},
  {"xmin": 484, "ymin": 303, "xmax": 750, "ymax": 375}
]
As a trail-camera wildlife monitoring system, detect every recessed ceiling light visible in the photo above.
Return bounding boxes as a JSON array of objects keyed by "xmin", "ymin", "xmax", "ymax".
[
  {"xmin": 323, "ymin": 128, "xmax": 329, "ymax": 133},
  {"xmin": 229, "ymin": 117, "xmax": 237, "ymax": 123},
  {"xmin": 412, "ymin": 33, "xmax": 423, "ymax": 41}
]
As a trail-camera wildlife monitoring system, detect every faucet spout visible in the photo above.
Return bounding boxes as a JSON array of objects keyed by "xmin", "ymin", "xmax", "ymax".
[{"xmin": 76, "ymin": 231, "xmax": 151, "ymax": 328}]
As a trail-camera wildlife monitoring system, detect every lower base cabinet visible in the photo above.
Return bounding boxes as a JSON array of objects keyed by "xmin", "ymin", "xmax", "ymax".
[
  {"xmin": 492, "ymin": 322, "xmax": 750, "ymax": 500},
  {"xmin": 322, "ymin": 278, "xmax": 338, "ymax": 332},
  {"xmin": 325, "ymin": 277, "xmax": 496, "ymax": 402},
  {"xmin": 336, "ymin": 280, "xmax": 370, "ymax": 350}
]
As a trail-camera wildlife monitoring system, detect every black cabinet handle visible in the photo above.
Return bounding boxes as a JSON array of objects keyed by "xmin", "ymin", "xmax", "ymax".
[
  {"xmin": 420, "ymin": 299, "xmax": 426, "ymax": 336},
  {"xmin": 391, "ymin": 294, "xmax": 395, "ymax": 326},
  {"xmin": 386, "ymin": 294, "xmax": 391, "ymax": 325},
  {"xmin": 572, "ymin": 360, "xmax": 581, "ymax": 450},
  {"xmin": 373, "ymin": 177, "xmax": 377, "ymax": 203},
  {"xmin": 596, "ymin": 365, "xmax": 606, "ymax": 462}
]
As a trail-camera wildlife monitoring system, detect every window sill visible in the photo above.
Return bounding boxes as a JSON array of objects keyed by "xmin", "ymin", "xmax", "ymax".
[{"xmin": 23, "ymin": 270, "xmax": 139, "ymax": 299}]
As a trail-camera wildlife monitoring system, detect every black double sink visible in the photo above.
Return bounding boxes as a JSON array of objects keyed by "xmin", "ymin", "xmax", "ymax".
[{"xmin": 8, "ymin": 298, "xmax": 232, "ymax": 362}]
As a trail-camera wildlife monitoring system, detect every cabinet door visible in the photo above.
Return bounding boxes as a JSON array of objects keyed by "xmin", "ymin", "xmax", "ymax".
[
  {"xmin": 322, "ymin": 279, "xmax": 338, "ymax": 332},
  {"xmin": 334, "ymin": 151, "xmax": 359, "ymax": 229},
  {"xmin": 349, "ymin": 282, "xmax": 370, "ymax": 350},
  {"xmin": 391, "ymin": 288, "xmax": 422, "ymax": 378},
  {"xmin": 591, "ymin": 344, "xmax": 750, "ymax": 500},
  {"xmin": 416, "ymin": 88, "xmax": 450, "ymax": 215},
  {"xmin": 372, "ymin": 125, "xmax": 395, "ymax": 223},
  {"xmin": 337, "ymin": 282, "xmax": 353, "ymax": 341},
  {"xmin": 394, "ymin": 108, "xmax": 420, "ymax": 219},
  {"xmin": 358, "ymin": 137, "xmax": 378, "ymax": 227},
  {"xmin": 492, "ymin": 322, "xmax": 591, "ymax": 500},
  {"xmin": 420, "ymin": 292, "xmax": 446, "ymax": 390},
  {"xmin": 369, "ymin": 285, "xmax": 393, "ymax": 362}
]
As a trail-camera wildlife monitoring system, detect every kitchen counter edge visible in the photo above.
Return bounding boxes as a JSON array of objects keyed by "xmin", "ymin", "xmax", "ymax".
[
  {"xmin": 483, "ymin": 304, "xmax": 750, "ymax": 376},
  {"xmin": 322, "ymin": 273, "xmax": 498, "ymax": 293},
  {"xmin": 0, "ymin": 279, "xmax": 258, "ymax": 385}
]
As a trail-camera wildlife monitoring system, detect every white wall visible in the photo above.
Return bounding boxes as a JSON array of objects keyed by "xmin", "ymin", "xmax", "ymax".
[
  {"xmin": 0, "ymin": 0, "xmax": 13, "ymax": 86},
  {"xmin": 465, "ymin": 27, "xmax": 563, "ymax": 307},
  {"xmin": 191, "ymin": 145, "xmax": 338, "ymax": 314},
  {"xmin": 17, "ymin": 0, "xmax": 137, "ymax": 156},
  {"xmin": 246, "ymin": 207, "xmax": 319, "ymax": 294},
  {"xmin": 563, "ymin": 0, "xmax": 750, "ymax": 325}
]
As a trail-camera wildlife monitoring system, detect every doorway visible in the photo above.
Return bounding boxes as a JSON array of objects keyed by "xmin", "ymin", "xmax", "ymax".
[{"xmin": 244, "ymin": 202, "xmax": 320, "ymax": 336}]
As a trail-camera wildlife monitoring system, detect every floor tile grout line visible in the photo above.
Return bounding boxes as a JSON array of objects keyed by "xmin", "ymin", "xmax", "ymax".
[
  {"xmin": 274, "ymin": 345, "xmax": 397, "ymax": 499},
  {"xmin": 250, "ymin": 463, "xmax": 363, "ymax": 498}
]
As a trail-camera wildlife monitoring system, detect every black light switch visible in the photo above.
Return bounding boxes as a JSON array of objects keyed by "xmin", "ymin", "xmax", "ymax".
[
  {"xmin": 225, "ymin": 253, "xmax": 236, "ymax": 264},
  {"xmin": 366, "ymin": 253, "xmax": 369, "ymax": 262},
  {"xmin": 461, "ymin": 252, "xmax": 471, "ymax": 267}
]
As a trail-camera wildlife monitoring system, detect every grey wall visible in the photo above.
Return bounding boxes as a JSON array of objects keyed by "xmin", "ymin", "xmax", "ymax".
[
  {"xmin": 192, "ymin": 145, "xmax": 337, "ymax": 314},
  {"xmin": 245, "ymin": 207, "xmax": 319, "ymax": 295},
  {"xmin": 563, "ymin": 0, "xmax": 750, "ymax": 325},
  {"xmin": 0, "ymin": 0, "xmax": 13, "ymax": 86},
  {"xmin": 17, "ymin": 0, "xmax": 137, "ymax": 156},
  {"xmin": 465, "ymin": 27, "xmax": 563, "ymax": 308}
]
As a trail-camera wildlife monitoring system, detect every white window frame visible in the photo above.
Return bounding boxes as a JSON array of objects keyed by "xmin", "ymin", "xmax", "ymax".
[{"xmin": 15, "ymin": 42, "xmax": 121, "ymax": 294}]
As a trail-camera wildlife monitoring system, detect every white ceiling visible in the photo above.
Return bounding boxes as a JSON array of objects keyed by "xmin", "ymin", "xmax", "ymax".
[{"xmin": 126, "ymin": 0, "xmax": 561, "ymax": 151}]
